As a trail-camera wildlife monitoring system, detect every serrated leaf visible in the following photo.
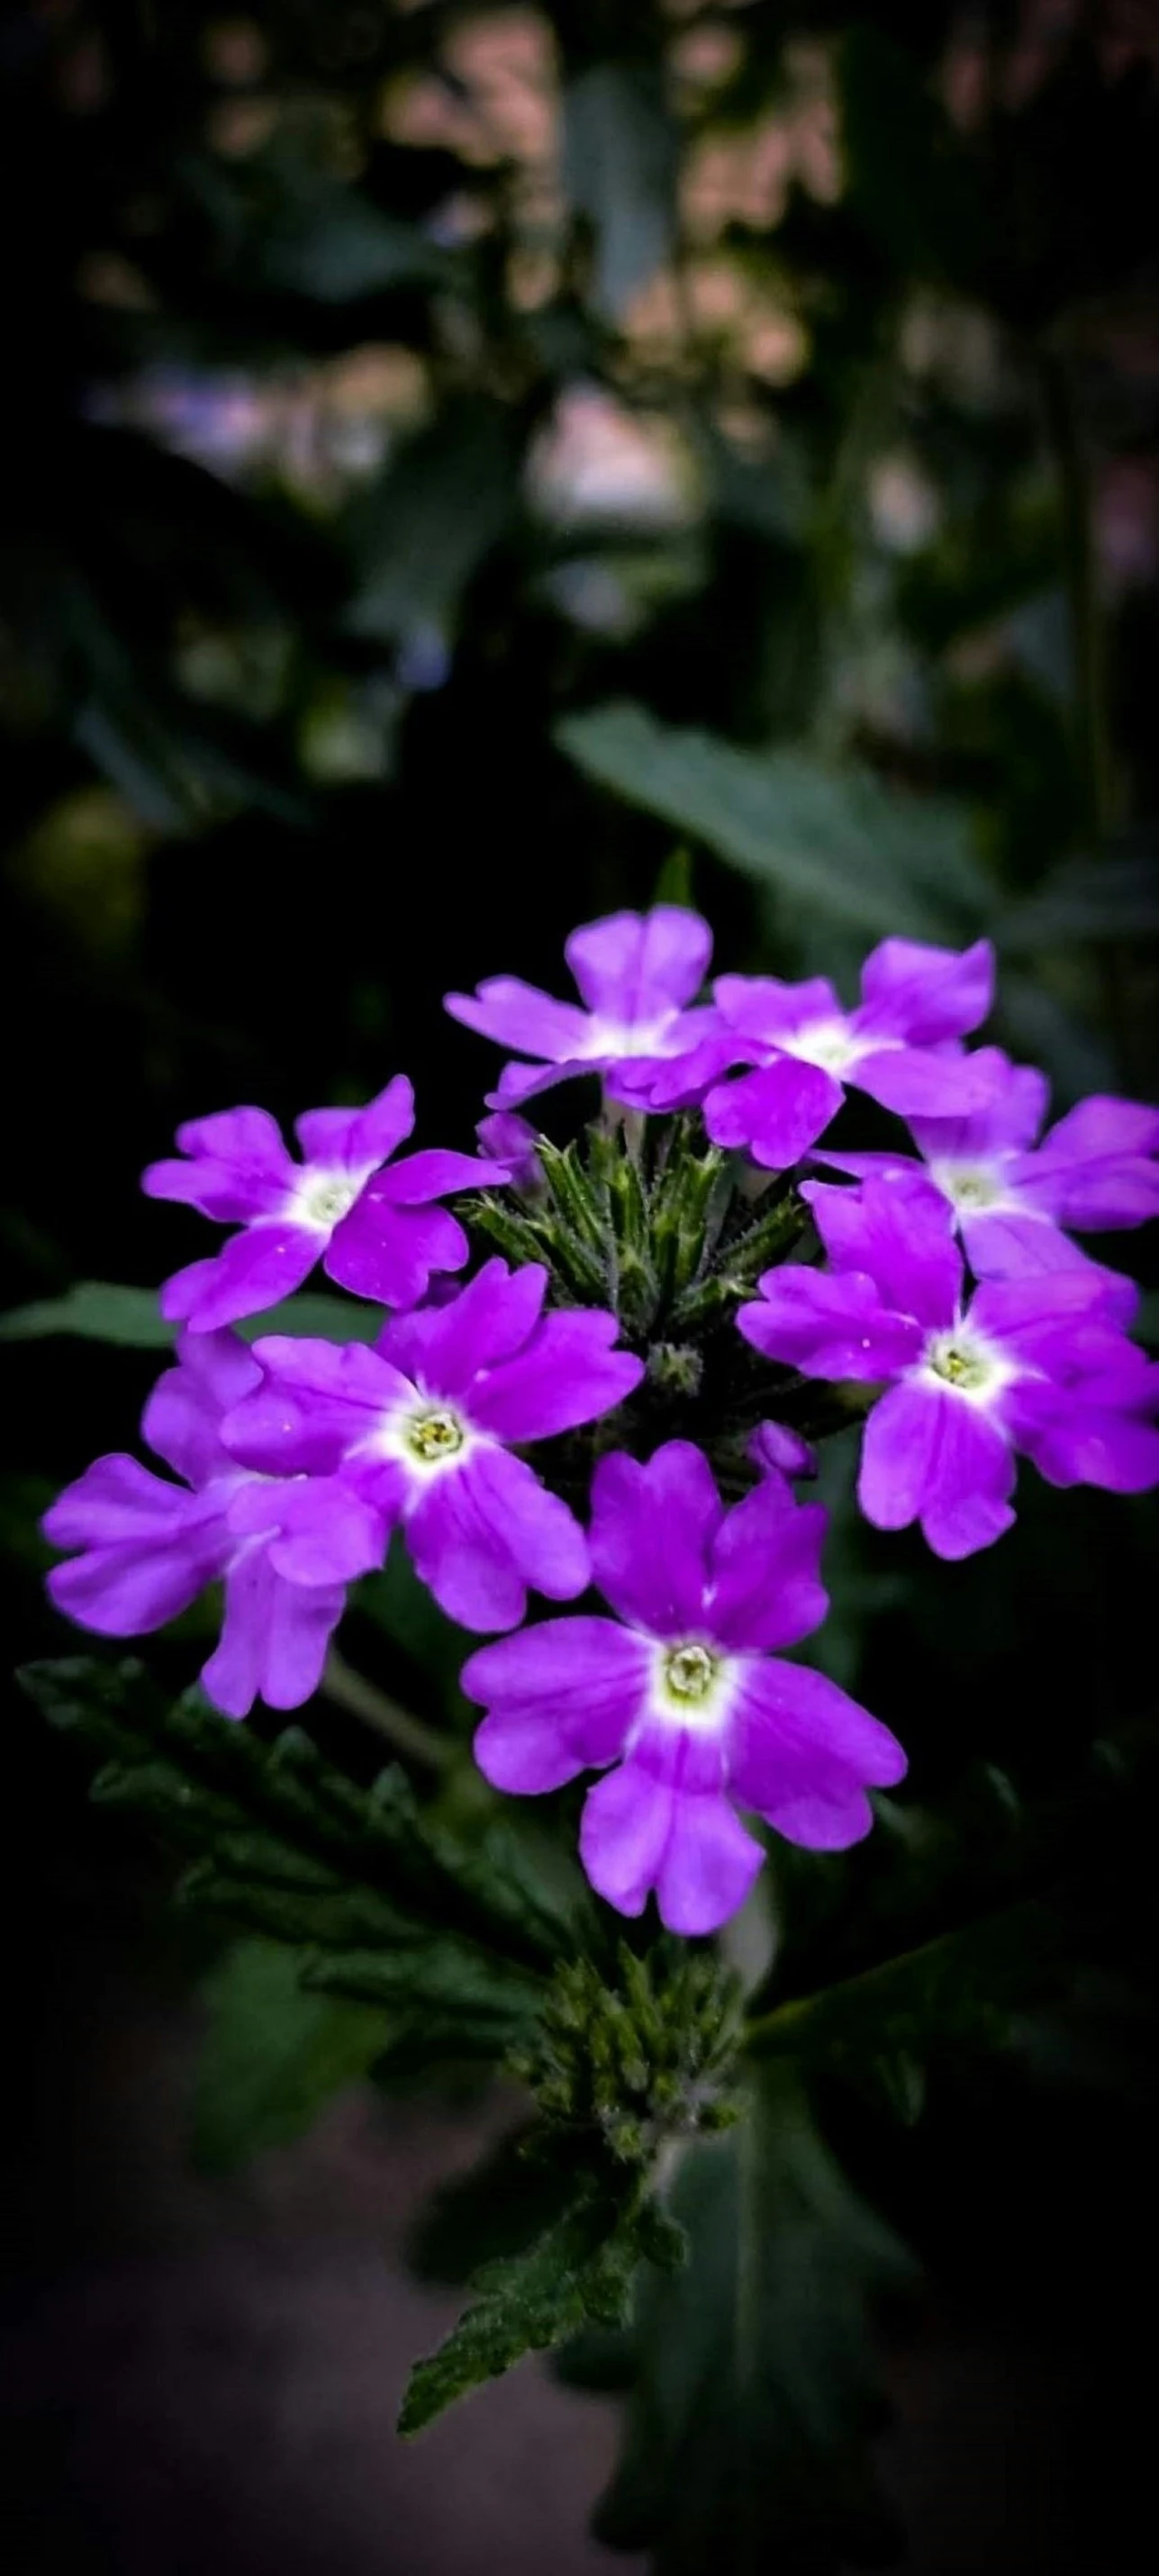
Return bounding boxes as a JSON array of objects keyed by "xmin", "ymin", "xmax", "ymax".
[
  {"xmin": 18, "ymin": 1659, "xmax": 564, "ymax": 2035},
  {"xmin": 399, "ymin": 2182, "xmax": 676, "ymax": 2437},
  {"xmin": 592, "ymin": 2071, "xmax": 912, "ymax": 2574},
  {"xmin": 556, "ymin": 702, "xmax": 990, "ymax": 941},
  {"xmin": 407, "ymin": 2123, "xmax": 575, "ymax": 2287},
  {"xmin": 0, "ymin": 1282, "xmax": 384, "ymax": 1348},
  {"xmin": 563, "ymin": 63, "xmax": 679, "ymax": 322},
  {"xmin": 192, "ymin": 1938, "xmax": 385, "ymax": 2174}
]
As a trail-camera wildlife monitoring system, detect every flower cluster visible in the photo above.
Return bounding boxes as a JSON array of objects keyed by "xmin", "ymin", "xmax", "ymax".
[{"xmin": 44, "ymin": 906, "xmax": 1159, "ymax": 1930}]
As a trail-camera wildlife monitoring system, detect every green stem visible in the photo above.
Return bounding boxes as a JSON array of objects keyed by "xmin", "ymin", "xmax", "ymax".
[{"xmin": 320, "ymin": 1650, "xmax": 453, "ymax": 1772}]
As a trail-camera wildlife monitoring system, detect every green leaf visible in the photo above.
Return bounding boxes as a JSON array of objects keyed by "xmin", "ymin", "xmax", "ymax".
[
  {"xmin": 746, "ymin": 1897, "xmax": 1073, "ymax": 2093},
  {"xmin": 556, "ymin": 702, "xmax": 991, "ymax": 941},
  {"xmin": 591, "ymin": 2071, "xmax": 913, "ymax": 2574},
  {"xmin": 19, "ymin": 1659, "xmax": 566, "ymax": 2065},
  {"xmin": 0, "ymin": 1284, "xmax": 384, "ymax": 1348},
  {"xmin": 343, "ymin": 402, "xmax": 518, "ymax": 646},
  {"xmin": 0, "ymin": 1282, "xmax": 174, "ymax": 1347},
  {"xmin": 563, "ymin": 64, "xmax": 679, "ymax": 323},
  {"xmin": 407, "ymin": 2122, "xmax": 575, "ymax": 2287},
  {"xmin": 399, "ymin": 2180, "xmax": 683, "ymax": 2438},
  {"xmin": 193, "ymin": 1938, "xmax": 386, "ymax": 2174}
]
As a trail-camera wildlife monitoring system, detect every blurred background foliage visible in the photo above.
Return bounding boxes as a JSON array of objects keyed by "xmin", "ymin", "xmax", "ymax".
[{"xmin": 2, "ymin": 0, "xmax": 1158, "ymax": 2562}]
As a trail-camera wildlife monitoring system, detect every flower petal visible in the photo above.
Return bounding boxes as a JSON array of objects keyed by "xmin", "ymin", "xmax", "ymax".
[
  {"xmin": 225, "ymin": 1472, "xmax": 390, "ymax": 1585},
  {"xmin": 565, "ymin": 907, "xmax": 711, "ymax": 1021},
  {"xmin": 589, "ymin": 1442, "xmax": 722, "ymax": 1635},
  {"xmin": 907, "ymin": 1050, "xmax": 1049, "ymax": 1161},
  {"xmin": 704, "ymin": 1059, "xmax": 842, "ymax": 1168},
  {"xmin": 463, "ymin": 1615, "xmax": 648, "ymax": 1771},
  {"xmin": 854, "ymin": 936, "xmax": 994, "ymax": 1044},
  {"xmin": 223, "ymin": 1336, "xmax": 410, "ymax": 1474},
  {"xmin": 706, "ymin": 1480, "xmax": 829, "ymax": 1652},
  {"xmin": 853, "ymin": 1044, "xmax": 1002, "ymax": 1117},
  {"xmin": 470, "ymin": 1308, "xmax": 644, "ymax": 1442},
  {"xmin": 728, "ymin": 1659, "xmax": 907, "ymax": 1819},
  {"xmin": 405, "ymin": 1448, "xmax": 586, "ymax": 1631},
  {"xmin": 805, "ymin": 1172, "xmax": 961, "ymax": 1328},
  {"xmin": 712, "ymin": 974, "xmax": 841, "ymax": 1045},
  {"xmin": 738, "ymin": 1268, "xmax": 922, "ymax": 1380},
  {"xmin": 388, "ymin": 1258, "xmax": 547, "ymax": 1396},
  {"xmin": 378, "ymin": 1146, "xmax": 510, "ymax": 1205},
  {"xmin": 143, "ymin": 1329, "xmax": 261, "ymax": 1485},
  {"xmin": 45, "ymin": 1460, "xmax": 229, "ymax": 1633},
  {"xmin": 858, "ymin": 1380, "xmax": 1016, "ymax": 1559},
  {"xmin": 202, "ymin": 1548, "xmax": 344, "ymax": 1718},
  {"xmin": 159, "ymin": 1222, "xmax": 320, "ymax": 1331},
  {"xmin": 325, "ymin": 1195, "xmax": 467, "ymax": 1306},
  {"xmin": 580, "ymin": 1762, "xmax": 763, "ymax": 1933},
  {"xmin": 445, "ymin": 975, "xmax": 593, "ymax": 1064}
]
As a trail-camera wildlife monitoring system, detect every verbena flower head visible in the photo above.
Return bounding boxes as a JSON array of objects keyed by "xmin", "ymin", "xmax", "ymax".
[
  {"xmin": 444, "ymin": 906, "xmax": 720, "ymax": 1110},
  {"xmin": 143, "ymin": 1082, "xmax": 508, "ymax": 1331},
  {"xmin": 222, "ymin": 1258, "xmax": 645, "ymax": 1631},
  {"xmin": 738, "ymin": 1172, "xmax": 1159, "ymax": 1559},
  {"xmin": 41, "ymin": 1332, "xmax": 379, "ymax": 1717},
  {"xmin": 820, "ymin": 1048, "xmax": 1159, "ymax": 1282},
  {"xmin": 463, "ymin": 1441, "xmax": 906, "ymax": 1935},
  {"xmin": 702, "ymin": 936, "xmax": 998, "ymax": 1168}
]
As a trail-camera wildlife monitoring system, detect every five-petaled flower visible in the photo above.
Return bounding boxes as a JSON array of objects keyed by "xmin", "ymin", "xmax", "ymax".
[
  {"xmin": 445, "ymin": 906, "xmax": 720, "ymax": 1111},
  {"xmin": 42, "ymin": 1331, "xmax": 378, "ymax": 1717},
  {"xmin": 143, "ymin": 1081, "xmax": 507, "ymax": 1331},
  {"xmin": 700, "ymin": 936, "xmax": 999, "ymax": 1169},
  {"xmin": 463, "ymin": 1441, "xmax": 906, "ymax": 1935},
  {"xmin": 819, "ymin": 1046, "xmax": 1159, "ymax": 1283},
  {"xmin": 738, "ymin": 1172, "xmax": 1159, "ymax": 1558},
  {"xmin": 221, "ymin": 1258, "xmax": 645, "ymax": 1631}
]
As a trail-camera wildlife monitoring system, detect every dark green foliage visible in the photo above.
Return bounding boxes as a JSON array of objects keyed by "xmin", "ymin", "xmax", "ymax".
[
  {"xmin": 587, "ymin": 2069, "xmax": 914, "ymax": 2574},
  {"xmin": 0, "ymin": 1284, "xmax": 383, "ymax": 1348},
  {"xmin": 401, "ymin": 1940, "xmax": 745, "ymax": 2430},
  {"xmin": 18, "ymin": 1657, "xmax": 569, "ymax": 2057},
  {"xmin": 556, "ymin": 706, "xmax": 992, "ymax": 944},
  {"xmin": 511, "ymin": 1940, "xmax": 744, "ymax": 2165},
  {"xmin": 192, "ymin": 1937, "xmax": 385, "ymax": 2173},
  {"xmin": 400, "ymin": 2174, "xmax": 684, "ymax": 2437}
]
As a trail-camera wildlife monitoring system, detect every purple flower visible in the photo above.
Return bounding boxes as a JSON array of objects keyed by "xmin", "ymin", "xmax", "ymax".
[
  {"xmin": 475, "ymin": 1109, "xmax": 543, "ymax": 1194},
  {"xmin": 222, "ymin": 1259, "xmax": 645, "ymax": 1632},
  {"xmin": 463, "ymin": 1441, "xmax": 906, "ymax": 1936},
  {"xmin": 41, "ymin": 1333, "xmax": 380, "ymax": 1719},
  {"xmin": 143, "ymin": 1082, "xmax": 508, "ymax": 1333},
  {"xmin": 444, "ymin": 907, "xmax": 720, "ymax": 1111},
  {"xmin": 748, "ymin": 1421, "xmax": 818, "ymax": 1480},
  {"xmin": 702, "ymin": 937, "xmax": 999, "ymax": 1170},
  {"xmin": 738, "ymin": 1173, "xmax": 1159, "ymax": 1559},
  {"xmin": 820, "ymin": 1048, "xmax": 1159, "ymax": 1282}
]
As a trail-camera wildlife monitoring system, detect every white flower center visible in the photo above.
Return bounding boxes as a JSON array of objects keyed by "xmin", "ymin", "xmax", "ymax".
[
  {"xmin": 404, "ymin": 1405, "xmax": 466, "ymax": 1466},
  {"xmin": 929, "ymin": 1159, "xmax": 1012, "ymax": 1215},
  {"xmin": 780, "ymin": 1019, "xmax": 868, "ymax": 1078},
  {"xmin": 647, "ymin": 1638, "xmax": 737, "ymax": 1733},
  {"xmin": 921, "ymin": 1322, "xmax": 1017, "ymax": 1406},
  {"xmin": 588, "ymin": 1010, "xmax": 680, "ymax": 1061},
  {"xmin": 294, "ymin": 1170, "xmax": 362, "ymax": 1233}
]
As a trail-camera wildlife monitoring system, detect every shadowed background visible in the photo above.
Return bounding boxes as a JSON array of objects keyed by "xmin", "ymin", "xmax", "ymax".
[{"xmin": 2, "ymin": 4, "xmax": 1158, "ymax": 2570}]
